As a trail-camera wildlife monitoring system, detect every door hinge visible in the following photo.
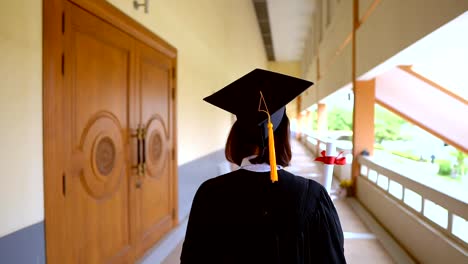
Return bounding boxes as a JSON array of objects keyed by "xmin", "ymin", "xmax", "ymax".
[
  {"xmin": 172, "ymin": 148, "xmax": 175, "ymax": 160},
  {"xmin": 61, "ymin": 53, "xmax": 65, "ymax": 76},
  {"xmin": 171, "ymin": 88, "xmax": 175, "ymax": 100},
  {"xmin": 62, "ymin": 12, "xmax": 65, "ymax": 34},
  {"xmin": 172, "ymin": 208, "xmax": 176, "ymax": 219},
  {"xmin": 172, "ymin": 67, "xmax": 176, "ymax": 80}
]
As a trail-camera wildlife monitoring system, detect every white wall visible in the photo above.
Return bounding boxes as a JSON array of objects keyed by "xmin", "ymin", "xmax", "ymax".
[
  {"xmin": 106, "ymin": 0, "xmax": 267, "ymax": 165},
  {"xmin": 0, "ymin": 0, "xmax": 266, "ymax": 238},
  {"xmin": 0, "ymin": 0, "xmax": 43, "ymax": 237},
  {"xmin": 267, "ymin": 61, "xmax": 302, "ymax": 119}
]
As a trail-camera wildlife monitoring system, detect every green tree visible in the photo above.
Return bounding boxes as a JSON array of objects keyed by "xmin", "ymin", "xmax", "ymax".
[
  {"xmin": 328, "ymin": 107, "xmax": 352, "ymax": 131},
  {"xmin": 374, "ymin": 105, "xmax": 411, "ymax": 143},
  {"xmin": 452, "ymin": 150, "xmax": 468, "ymax": 177}
]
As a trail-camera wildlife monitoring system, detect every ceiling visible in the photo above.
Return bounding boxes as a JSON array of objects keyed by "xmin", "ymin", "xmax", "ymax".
[{"xmin": 253, "ymin": 0, "xmax": 315, "ymax": 61}]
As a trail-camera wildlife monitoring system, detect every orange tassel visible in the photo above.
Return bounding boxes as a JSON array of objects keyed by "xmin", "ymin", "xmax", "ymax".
[
  {"xmin": 268, "ymin": 122, "xmax": 278, "ymax": 182},
  {"xmin": 259, "ymin": 91, "xmax": 278, "ymax": 183}
]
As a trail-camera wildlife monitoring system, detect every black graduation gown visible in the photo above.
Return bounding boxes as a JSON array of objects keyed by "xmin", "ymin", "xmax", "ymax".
[{"xmin": 180, "ymin": 169, "xmax": 346, "ymax": 264}]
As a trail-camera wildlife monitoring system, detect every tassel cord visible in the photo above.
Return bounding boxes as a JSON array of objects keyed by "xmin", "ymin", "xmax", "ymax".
[{"xmin": 258, "ymin": 91, "xmax": 278, "ymax": 183}]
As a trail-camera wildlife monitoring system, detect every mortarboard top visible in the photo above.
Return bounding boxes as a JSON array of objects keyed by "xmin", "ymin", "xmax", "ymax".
[
  {"xmin": 204, "ymin": 68, "xmax": 313, "ymax": 182},
  {"xmin": 203, "ymin": 68, "xmax": 313, "ymax": 136}
]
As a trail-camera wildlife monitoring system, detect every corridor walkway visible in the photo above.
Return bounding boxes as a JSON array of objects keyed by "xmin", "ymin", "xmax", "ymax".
[
  {"xmin": 159, "ymin": 138, "xmax": 396, "ymax": 263},
  {"xmin": 286, "ymin": 139, "xmax": 395, "ymax": 263}
]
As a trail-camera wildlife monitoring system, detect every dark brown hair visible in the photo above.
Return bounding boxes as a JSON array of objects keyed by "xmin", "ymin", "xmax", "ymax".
[{"xmin": 225, "ymin": 114, "xmax": 292, "ymax": 167}]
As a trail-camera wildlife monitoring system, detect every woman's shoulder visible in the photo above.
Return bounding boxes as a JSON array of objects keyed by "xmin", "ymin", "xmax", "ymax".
[
  {"xmin": 196, "ymin": 169, "xmax": 247, "ymax": 193},
  {"xmin": 279, "ymin": 170, "xmax": 327, "ymax": 196},
  {"xmin": 278, "ymin": 170, "xmax": 335, "ymax": 213}
]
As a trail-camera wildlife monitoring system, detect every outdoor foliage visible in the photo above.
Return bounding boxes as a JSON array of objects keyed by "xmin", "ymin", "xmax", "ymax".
[
  {"xmin": 436, "ymin": 152, "xmax": 468, "ymax": 177},
  {"xmin": 339, "ymin": 178, "xmax": 353, "ymax": 188},
  {"xmin": 374, "ymin": 106, "xmax": 411, "ymax": 143},
  {"xmin": 453, "ymin": 150, "xmax": 468, "ymax": 176},
  {"xmin": 327, "ymin": 107, "xmax": 352, "ymax": 131},
  {"xmin": 374, "ymin": 143, "xmax": 384, "ymax": 150},
  {"xmin": 325, "ymin": 105, "xmax": 466, "ymax": 180},
  {"xmin": 391, "ymin": 150, "xmax": 425, "ymax": 162},
  {"xmin": 437, "ymin": 160, "xmax": 452, "ymax": 176},
  {"xmin": 327, "ymin": 105, "xmax": 412, "ymax": 144}
]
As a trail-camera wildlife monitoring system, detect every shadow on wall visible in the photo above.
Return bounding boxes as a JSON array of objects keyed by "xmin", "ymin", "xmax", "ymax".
[{"xmin": 177, "ymin": 149, "xmax": 227, "ymax": 221}]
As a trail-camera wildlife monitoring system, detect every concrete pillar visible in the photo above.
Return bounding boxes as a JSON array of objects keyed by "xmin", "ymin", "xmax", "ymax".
[
  {"xmin": 352, "ymin": 79, "xmax": 375, "ymax": 183},
  {"xmin": 306, "ymin": 110, "xmax": 313, "ymax": 135},
  {"xmin": 296, "ymin": 96, "xmax": 303, "ymax": 139},
  {"xmin": 299, "ymin": 111, "xmax": 311, "ymax": 141},
  {"xmin": 317, "ymin": 103, "xmax": 328, "ymax": 134}
]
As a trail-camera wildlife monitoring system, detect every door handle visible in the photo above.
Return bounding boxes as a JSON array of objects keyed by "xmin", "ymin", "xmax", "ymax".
[
  {"xmin": 131, "ymin": 126, "xmax": 144, "ymax": 188},
  {"xmin": 131, "ymin": 126, "xmax": 142, "ymax": 171},
  {"xmin": 141, "ymin": 126, "xmax": 147, "ymax": 172}
]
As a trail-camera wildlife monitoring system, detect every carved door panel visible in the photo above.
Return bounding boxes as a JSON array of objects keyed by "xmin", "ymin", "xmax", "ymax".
[
  {"xmin": 64, "ymin": 3, "xmax": 135, "ymax": 263},
  {"xmin": 135, "ymin": 42, "xmax": 176, "ymax": 256}
]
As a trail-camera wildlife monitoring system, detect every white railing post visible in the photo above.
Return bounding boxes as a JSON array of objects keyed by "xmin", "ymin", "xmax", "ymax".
[
  {"xmin": 421, "ymin": 197, "xmax": 425, "ymax": 216},
  {"xmin": 447, "ymin": 213, "xmax": 453, "ymax": 234},
  {"xmin": 323, "ymin": 141, "xmax": 336, "ymax": 193}
]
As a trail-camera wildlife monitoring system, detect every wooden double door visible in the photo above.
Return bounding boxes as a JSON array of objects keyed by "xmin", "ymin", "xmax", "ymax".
[{"xmin": 44, "ymin": 1, "xmax": 177, "ymax": 263}]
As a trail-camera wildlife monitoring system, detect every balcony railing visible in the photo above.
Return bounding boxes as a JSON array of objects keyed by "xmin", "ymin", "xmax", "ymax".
[
  {"xmin": 300, "ymin": 132, "xmax": 353, "ymax": 181},
  {"xmin": 297, "ymin": 131, "xmax": 468, "ymax": 262},
  {"xmin": 301, "ymin": 132, "xmax": 353, "ymax": 158},
  {"xmin": 358, "ymin": 155, "xmax": 468, "ymax": 250}
]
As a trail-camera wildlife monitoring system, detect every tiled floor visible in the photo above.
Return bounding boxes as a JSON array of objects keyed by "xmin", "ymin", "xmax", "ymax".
[{"xmin": 161, "ymin": 138, "xmax": 395, "ymax": 263}]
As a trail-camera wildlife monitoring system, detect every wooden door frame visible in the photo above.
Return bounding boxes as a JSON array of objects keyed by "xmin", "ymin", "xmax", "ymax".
[{"xmin": 43, "ymin": 0, "xmax": 178, "ymax": 262}]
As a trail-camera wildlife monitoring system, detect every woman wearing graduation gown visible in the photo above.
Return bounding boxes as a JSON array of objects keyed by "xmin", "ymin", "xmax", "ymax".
[{"xmin": 181, "ymin": 69, "xmax": 346, "ymax": 264}]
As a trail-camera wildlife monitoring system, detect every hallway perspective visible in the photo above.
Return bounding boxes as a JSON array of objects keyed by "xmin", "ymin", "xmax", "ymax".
[
  {"xmin": 159, "ymin": 138, "xmax": 398, "ymax": 263},
  {"xmin": 2, "ymin": 1, "xmax": 467, "ymax": 263}
]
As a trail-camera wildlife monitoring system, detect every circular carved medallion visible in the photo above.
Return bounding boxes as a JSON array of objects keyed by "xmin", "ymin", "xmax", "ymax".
[
  {"xmin": 144, "ymin": 117, "xmax": 169, "ymax": 178},
  {"xmin": 150, "ymin": 132, "xmax": 163, "ymax": 163},
  {"xmin": 96, "ymin": 137, "xmax": 115, "ymax": 176}
]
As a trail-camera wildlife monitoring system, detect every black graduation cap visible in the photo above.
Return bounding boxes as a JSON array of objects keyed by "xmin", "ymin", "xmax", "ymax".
[
  {"xmin": 203, "ymin": 68, "xmax": 313, "ymax": 138},
  {"xmin": 203, "ymin": 68, "xmax": 313, "ymax": 182}
]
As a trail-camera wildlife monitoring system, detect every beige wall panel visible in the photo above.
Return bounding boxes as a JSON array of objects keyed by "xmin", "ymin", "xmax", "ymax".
[
  {"xmin": 356, "ymin": 0, "xmax": 468, "ymax": 77},
  {"xmin": 267, "ymin": 62, "xmax": 306, "ymax": 118},
  {"xmin": 306, "ymin": 56, "xmax": 318, "ymax": 83},
  {"xmin": 359, "ymin": 0, "xmax": 375, "ymax": 21},
  {"xmin": 223, "ymin": 0, "xmax": 269, "ymax": 82},
  {"xmin": 301, "ymin": 57, "xmax": 318, "ymax": 111},
  {"xmin": 318, "ymin": 0, "xmax": 352, "ymax": 76},
  {"xmin": 301, "ymin": 89, "xmax": 318, "ymax": 112},
  {"xmin": 0, "ymin": 0, "xmax": 43, "ymax": 236},
  {"xmin": 267, "ymin": 61, "xmax": 301, "ymax": 78},
  {"xmin": 286, "ymin": 100, "xmax": 298, "ymax": 120},
  {"xmin": 357, "ymin": 179, "xmax": 467, "ymax": 264},
  {"xmin": 317, "ymin": 45, "xmax": 352, "ymax": 102},
  {"xmin": 107, "ymin": 0, "xmax": 267, "ymax": 164},
  {"xmin": 0, "ymin": 0, "xmax": 266, "ymax": 236}
]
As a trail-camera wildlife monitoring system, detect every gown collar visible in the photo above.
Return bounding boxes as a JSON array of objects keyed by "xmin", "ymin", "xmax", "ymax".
[{"xmin": 239, "ymin": 155, "xmax": 283, "ymax": 172}]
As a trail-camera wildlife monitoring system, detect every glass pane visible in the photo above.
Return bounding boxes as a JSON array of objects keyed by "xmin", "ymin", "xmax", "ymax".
[
  {"xmin": 452, "ymin": 214, "xmax": 468, "ymax": 243},
  {"xmin": 389, "ymin": 180, "xmax": 403, "ymax": 199},
  {"xmin": 360, "ymin": 165, "xmax": 368, "ymax": 177},
  {"xmin": 404, "ymin": 188, "xmax": 422, "ymax": 212},
  {"xmin": 377, "ymin": 175, "xmax": 389, "ymax": 190},
  {"xmin": 368, "ymin": 170, "xmax": 378, "ymax": 183},
  {"xmin": 423, "ymin": 200, "xmax": 448, "ymax": 228}
]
